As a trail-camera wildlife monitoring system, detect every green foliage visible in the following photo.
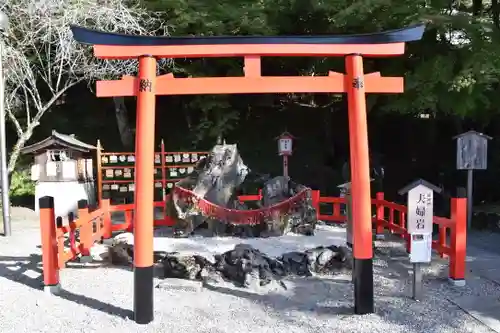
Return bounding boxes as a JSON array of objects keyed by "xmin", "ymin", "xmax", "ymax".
[
  {"xmin": 9, "ymin": 169, "xmax": 35, "ymax": 197},
  {"xmin": 187, "ymin": 96, "xmax": 239, "ymax": 145},
  {"xmin": 143, "ymin": 0, "xmax": 279, "ymax": 144},
  {"xmin": 140, "ymin": 0, "xmax": 500, "ymax": 125}
]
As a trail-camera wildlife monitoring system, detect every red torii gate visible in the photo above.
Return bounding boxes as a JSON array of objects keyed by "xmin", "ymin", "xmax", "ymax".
[{"xmin": 71, "ymin": 24, "xmax": 425, "ymax": 324}]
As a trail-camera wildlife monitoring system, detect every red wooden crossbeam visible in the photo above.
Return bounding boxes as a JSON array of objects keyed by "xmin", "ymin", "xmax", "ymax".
[
  {"xmin": 97, "ymin": 54, "xmax": 403, "ymax": 97},
  {"xmin": 97, "ymin": 71, "xmax": 403, "ymax": 97},
  {"xmin": 93, "ymin": 43, "xmax": 406, "ymax": 59}
]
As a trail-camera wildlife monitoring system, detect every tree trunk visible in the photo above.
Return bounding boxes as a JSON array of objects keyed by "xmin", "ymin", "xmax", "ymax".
[
  {"xmin": 8, "ymin": 125, "xmax": 36, "ymax": 173},
  {"xmin": 167, "ymin": 143, "xmax": 250, "ymax": 235},
  {"xmin": 113, "ymin": 97, "xmax": 134, "ymax": 149},
  {"xmin": 5, "ymin": 80, "xmax": 82, "ymax": 174}
]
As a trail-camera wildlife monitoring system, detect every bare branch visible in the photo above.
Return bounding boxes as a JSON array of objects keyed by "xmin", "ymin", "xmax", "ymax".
[
  {"xmin": 6, "ymin": 109, "xmax": 22, "ymax": 137},
  {"xmin": 0, "ymin": 0, "xmax": 169, "ymax": 170},
  {"xmin": 292, "ymin": 101, "xmax": 336, "ymax": 109}
]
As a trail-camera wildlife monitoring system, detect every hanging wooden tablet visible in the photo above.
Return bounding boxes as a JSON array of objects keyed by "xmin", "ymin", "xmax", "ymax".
[
  {"xmin": 124, "ymin": 168, "xmax": 132, "ymax": 178},
  {"xmin": 169, "ymin": 168, "xmax": 178, "ymax": 177}
]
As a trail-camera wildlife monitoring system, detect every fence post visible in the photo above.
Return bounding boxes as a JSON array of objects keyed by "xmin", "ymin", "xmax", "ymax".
[
  {"xmin": 55, "ymin": 216, "xmax": 66, "ymax": 269},
  {"xmin": 125, "ymin": 196, "xmax": 134, "ymax": 232},
  {"xmin": 375, "ymin": 192, "xmax": 385, "ymax": 240},
  {"xmin": 449, "ymin": 187, "xmax": 467, "ymax": 286},
  {"xmin": 39, "ymin": 196, "xmax": 60, "ymax": 295},
  {"xmin": 439, "ymin": 224, "xmax": 447, "ymax": 259},
  {"xmin": 311, "ymin": 190, "xmax": 320, "ymax": 220},
  {"xmin": 101, "ymin": 191, "xmax": 112, "ymax": 239},
  {"xmin": 96, "ymin": 139, "xmax": 103, "ymax": 205},
  {"xmin": 163, "ymin": 193, "xmax": 173, "ymax": 226},
  {"xmin": 78, "ymin": 200, "xmax": 93, "ymax": 263}
]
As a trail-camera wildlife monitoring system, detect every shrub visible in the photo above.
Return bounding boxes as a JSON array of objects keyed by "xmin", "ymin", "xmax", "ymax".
[{"xmin": 9, "ymin": 169, "xmax": 35, "ymax": 197}]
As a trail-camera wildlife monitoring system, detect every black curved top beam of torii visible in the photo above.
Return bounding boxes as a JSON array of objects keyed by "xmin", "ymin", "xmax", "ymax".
[
  {"xmin": 68, "ymin": 24, "xmax": 425, "ymax": 95},
  {"xmin": 71, "ymin": 24, "xmax": 425, "ymax": 46}
]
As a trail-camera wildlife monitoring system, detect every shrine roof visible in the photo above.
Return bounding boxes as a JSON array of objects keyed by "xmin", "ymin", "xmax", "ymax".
[
  {"xmin": 70, "ymin": 24, "xmax": 425, "ymax": 46},
  {"xmin": 452, "ymin": 130, "xmax": 492, "ymax": 140},
  {"xmin": 21, "ymin": 130, "xmax": 97, "ymax": 154},
  {"xmin": 398, "ymin": 179, "xmax": 442, "ymax": 195}
]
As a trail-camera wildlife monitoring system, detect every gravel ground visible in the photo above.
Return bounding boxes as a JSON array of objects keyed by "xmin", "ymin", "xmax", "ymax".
[
  {"xmin": 465, "ymin": 230, "xmax": 500, "ymax": 254},
  {"xmin": 1, "ymin": 216, "xmax": 499, "ymax": 333}
]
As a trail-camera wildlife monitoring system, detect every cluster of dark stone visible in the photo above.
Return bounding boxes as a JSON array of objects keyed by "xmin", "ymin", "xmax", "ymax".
[
  {"xmin": 160, "ymin": 243, "xmax": 352, "ymax": 288},
  {"xmin": 105, "ymin": 238, "xmax": 351, "ymax": 288}
]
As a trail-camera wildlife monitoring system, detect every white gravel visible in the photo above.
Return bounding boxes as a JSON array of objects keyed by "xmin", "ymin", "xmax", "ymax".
[{"xmin": 1, "ymin": 218, "xmax": 498, "ymax": 333}]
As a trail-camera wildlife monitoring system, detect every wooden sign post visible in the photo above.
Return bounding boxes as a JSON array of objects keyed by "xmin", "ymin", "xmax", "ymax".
[
  {"xmin": 398, "ymin": 179, "xmax": 441, "ymax": 301},
  {"xmin": 453, "ymin": 131, "xmax": 491, "ymax": 230},
  {"xmin": 276, "ymin": 132, "xmax": 294, "ymax": 178}
]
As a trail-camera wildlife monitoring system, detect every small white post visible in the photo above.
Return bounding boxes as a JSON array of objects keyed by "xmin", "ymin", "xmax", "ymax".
[{"xmin": 398, "ymin": 179, "xmax": 441, "ymax": 301}]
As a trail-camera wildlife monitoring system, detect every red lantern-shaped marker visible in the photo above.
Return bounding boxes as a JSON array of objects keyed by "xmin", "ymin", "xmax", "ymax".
[{"xmin": 276, "ymin": 131, "xmax": 295, "ymax": 177}]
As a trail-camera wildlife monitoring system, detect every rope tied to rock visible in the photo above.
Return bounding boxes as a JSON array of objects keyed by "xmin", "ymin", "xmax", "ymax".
[{"xmin": 173, "ymin": 186, "xmax": 310, "ymax": 225}]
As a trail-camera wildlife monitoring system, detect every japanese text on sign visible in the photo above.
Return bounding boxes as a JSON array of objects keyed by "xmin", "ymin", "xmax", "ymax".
[
  {"xmin": 139, "ymin": 79, "xmax": 152, "ymax": 92},
  {"xmin": 278, "ymin": 138, "xmax": 292, "ymax": 155},
  {"xmin": 414, "ymin": 192, "xmax": 432, "ymax": 230},
  {"xmin": 407, "ymin": 186, "xmax": 433, "ymax": 234},
  {"xmin": 352, "ymin": 77, "xmax": 364, "ymax": 89}
]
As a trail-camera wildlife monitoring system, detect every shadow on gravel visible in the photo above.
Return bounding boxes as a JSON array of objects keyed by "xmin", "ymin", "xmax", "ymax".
[
  {"xmin": 0, "ymin": 254, "xmax": 133, "ymax": 319},
  {"xmin": 201, "ymin": 250, "xmax": 482, "ymax": 333}
]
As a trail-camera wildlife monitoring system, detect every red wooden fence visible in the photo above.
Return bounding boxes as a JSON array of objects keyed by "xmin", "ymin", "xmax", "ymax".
[{"xmin": 38, "ymin": 190, "xmax": 466, "ymax": 290}]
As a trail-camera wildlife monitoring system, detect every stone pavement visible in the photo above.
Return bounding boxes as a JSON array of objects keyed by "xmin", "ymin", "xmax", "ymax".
[
  {"xmin": 377, "ymin": 230, "xmax": 500, "ymax": 332},
  {"xmin": 467, "ymin": 231, "xmax": 500, "ymax": 285},
  {"xmin": 449, "ymin": 231, "xmax": 500, "ymax": 333}
]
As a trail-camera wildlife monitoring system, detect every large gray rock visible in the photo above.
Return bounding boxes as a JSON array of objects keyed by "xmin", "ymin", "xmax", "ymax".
[
  {"xmin": 262, "ymin": 176, "xmax": 290, "ymax": 207},
  {"xmin": 261, "ymin": 179, "xmax": 317, "ymax": 237},
  {"xmin": 165, "ymin": 144, "xmax": 316, "ymax": 238},
  {"xmin": 166, "ymin": 143, "xmax": 249, "ymax": 236}
]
